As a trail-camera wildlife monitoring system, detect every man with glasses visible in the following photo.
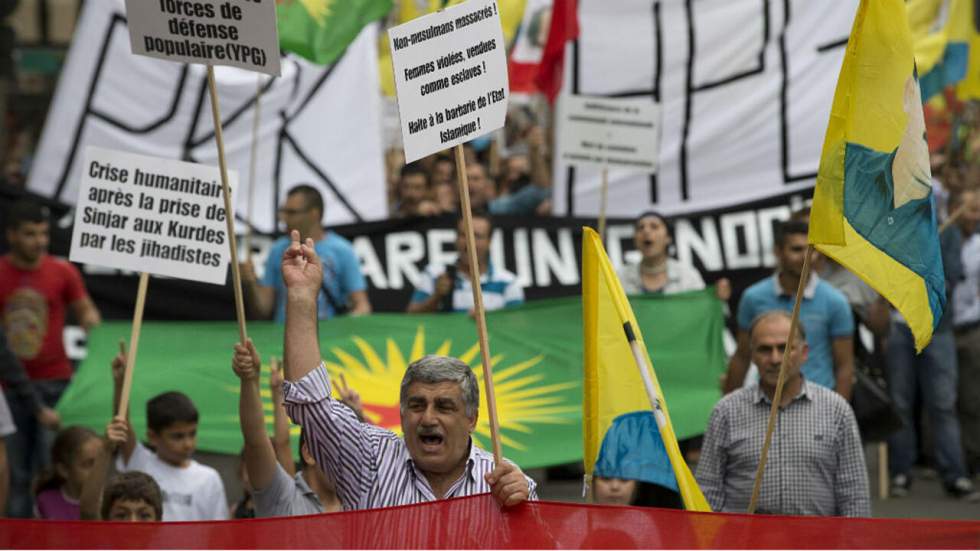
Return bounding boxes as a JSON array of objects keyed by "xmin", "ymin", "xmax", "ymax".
[{"xmin": 241, "ymin": 185, "xmax": 371, "ymax": 322}]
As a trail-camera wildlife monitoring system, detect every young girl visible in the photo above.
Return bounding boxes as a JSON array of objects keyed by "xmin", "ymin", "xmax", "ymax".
[{"xmin": 35, "ymin": 426, "xmax": 102, "ymax": 520}]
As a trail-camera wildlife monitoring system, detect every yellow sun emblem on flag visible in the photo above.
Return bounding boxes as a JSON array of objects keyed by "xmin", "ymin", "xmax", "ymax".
[
  {"xmin": 297, "ymin": 0, "xmax": 334, "ymax": 26},
  {"xmin": 260, "ymin": 326, "xmax": 578, "ymax": 452}
]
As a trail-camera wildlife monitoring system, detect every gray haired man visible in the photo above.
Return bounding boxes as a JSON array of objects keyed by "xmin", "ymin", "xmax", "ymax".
[{"xmin": 279, "ymin": 230, "xmax": 536, "ymax": 510}]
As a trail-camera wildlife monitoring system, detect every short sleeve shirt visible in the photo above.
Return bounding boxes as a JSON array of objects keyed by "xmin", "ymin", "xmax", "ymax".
[
  {"xmin": 252, "ymin": 463, "xmax": 324, "ymax": 517},
  {"xmin": 0, "ymin": 255, "xmax": 87, "ymax": 380},
  {"xmin": 262, "ymin": 234, "xmax": 367, "ymax": 323},
  {"xmin": 736, "ymin": 274, "xmax": 854, "ymax": 389},
  {"xmin": 410, "ymin": 263, "xmax": 524, "ymax": 312}
]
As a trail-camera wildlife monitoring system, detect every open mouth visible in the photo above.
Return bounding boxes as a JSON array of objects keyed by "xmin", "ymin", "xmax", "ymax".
[{"xmin": 419, "ymin": 433, "xmax": 444, "ymax": 450}]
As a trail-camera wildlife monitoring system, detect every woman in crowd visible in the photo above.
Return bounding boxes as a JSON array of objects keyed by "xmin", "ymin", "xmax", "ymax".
[{"xmin": 617, "ymin": 211, "xmax": 730, "ymax": 300}]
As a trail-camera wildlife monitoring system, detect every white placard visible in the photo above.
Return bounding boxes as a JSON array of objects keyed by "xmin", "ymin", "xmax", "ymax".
[
  {"xmin": 389, "ymin": 0, "xmax": 509, "ymax": 162},
  {"xmin": 558, "ymin": 95, "xmax": 661, "ymax": 174},
  {"xmin": 70, "ymin": 147, "xmax": 237, "ymax": 285},
  {"xmin": 125, "ymin": 0, "xmax": 280, "ymax": 76}
]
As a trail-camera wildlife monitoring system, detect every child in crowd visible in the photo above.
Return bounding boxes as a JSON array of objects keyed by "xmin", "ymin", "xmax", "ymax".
[
  {"xmin": 111, "ymin": 351, "xmax": 228, "ymax": 521},
  {"xmin": 80, "ymin": 416, "xmax": 163, "ymax": 521},
  {"xmin": 101, "ymin": 472, "xmax": 163, "ymax": 522},
  {"xmin": 34, "ymin": 426, "xmax": 102, "ymax": 519}
]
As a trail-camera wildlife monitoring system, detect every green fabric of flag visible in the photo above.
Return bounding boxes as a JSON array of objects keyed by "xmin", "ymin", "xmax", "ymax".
[
  {"xmin": 57, "ymin": 292, "xmax": 725, "ymax": 468},
  {"xmin": 277, "ymin": 0, "xmax": 393, "ymax": 66}
]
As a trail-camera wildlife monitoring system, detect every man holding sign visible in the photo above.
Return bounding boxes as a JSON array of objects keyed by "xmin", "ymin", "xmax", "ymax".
[{"xmin": 279, "ymin": 230, "xmax": 535, "ymax": 509}]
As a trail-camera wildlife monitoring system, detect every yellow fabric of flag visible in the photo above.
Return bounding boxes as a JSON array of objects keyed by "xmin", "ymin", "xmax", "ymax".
[
  {"xmin": 581, "ymin": 227, "xmax": 710, "ymax": 512},
  {"xmin": 809, "ymin": 0, "xmax": 946, "ymax": 352}
]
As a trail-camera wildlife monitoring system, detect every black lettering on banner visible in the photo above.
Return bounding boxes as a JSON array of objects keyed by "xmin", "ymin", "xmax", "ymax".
[{"xmin": 566, "ymin": 1, "xmax": 663, "ymax": 215}]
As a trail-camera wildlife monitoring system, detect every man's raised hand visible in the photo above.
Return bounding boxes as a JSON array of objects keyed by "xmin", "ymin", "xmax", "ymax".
[
  {"xmin": 232, "ymin": 339, "xmax": 262, "ymax": 382},
  {"xmin": 485, "ymin": 461, "xmax": 531, "ymax": 508},
  {"xmin": 281, "ymin": 229, "xmax": 323, "ymax": 301}
]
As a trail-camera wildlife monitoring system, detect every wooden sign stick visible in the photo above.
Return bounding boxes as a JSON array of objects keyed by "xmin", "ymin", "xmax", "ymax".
[
  {"xmin": 117, "ymin": 272, "xmax": 150, "ymax": 419},
  {"xmin": 244, "ymin": 74, "xmax": 263, "ymax": 263},
  {"xmin": 206, "ymin": 65, "xmax": 248, "ymax": 343},
  {"xmin": 454, "ymin": 144, "xmax": 503, "ymax": 464},
  {"xmin": 747, "ymin": 245, "xmax": 813, "ymax": 514}
]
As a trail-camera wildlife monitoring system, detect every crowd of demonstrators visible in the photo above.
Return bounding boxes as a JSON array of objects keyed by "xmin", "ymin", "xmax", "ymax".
[
  {"xmin": 1, "ymin": 200, "xmax": 100, "ymax": 517},
  {"xmin": 240, "ymin": 185, "xmax": 371, "ymax": 323},
  {"xmin": 952, "ymin": 189, "xmax": 980, "ymax": 480},
  {"xmin": 386, "ymin": 122, "xmax": 554, "ymax": 219},
  {"xmin": 407, "ymin": 211, "xmax": 524, "ymax": 314},
  {"xmin": 886, "ymin": 189, "xmax": 979, "ymax": 501}
]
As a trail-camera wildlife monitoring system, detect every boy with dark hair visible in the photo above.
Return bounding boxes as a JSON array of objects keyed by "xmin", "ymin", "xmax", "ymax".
[
  {"xmin": 1, "ymin": 199, "xmax": 100, "ymax": 517},
  {"xmin": 111, "ymin": 352, "xmax": 227, "ymax": 520},
  {"xmin": 101, "ymin": 472, "xmax": 163, "ymax": 522}
]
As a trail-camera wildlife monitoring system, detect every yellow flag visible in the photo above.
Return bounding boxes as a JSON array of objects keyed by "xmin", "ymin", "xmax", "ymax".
[
  {"xmin": 582, "ymin": 227, "xmax": 710, "ymax": 512},
  {"xmin": 809, "ymin": 0, "xmax": 946, "ymax": 352}
]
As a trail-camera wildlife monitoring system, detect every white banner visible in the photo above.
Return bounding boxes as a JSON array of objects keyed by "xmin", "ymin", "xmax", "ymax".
[
  {"xmin": 28, "ymin": 0, "xmax": 385, "ymax": 233},
  {"xmin": 124, "ymin": 0, "xmax": 281, "ymax": 75},
  {"xmin": 389, "ymin": 0, "xmax": 509, "ymax": 162},
  {"xmin": 70, "ymin": 147, "xmax": 235, "ymax": 284},
  {"xmin": 557, "ymin": 95, "xmax": 660, "ymax": 173},
  {"xmin": 554, "ymin": 0, "xmax": 860, "ymax": 217}
]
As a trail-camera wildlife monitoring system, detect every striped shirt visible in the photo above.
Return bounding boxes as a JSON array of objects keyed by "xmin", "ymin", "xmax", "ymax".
[
  {"xmin": 283, "ymin": 364, "xmax": 537, "ymax": 510},
  {"xmin": 695, "ymin": 380, "xmax": 870, "ymax": 517},
  {"xmin": 410, "ymin": 262, "xmax": 524, "ymax": 312}
]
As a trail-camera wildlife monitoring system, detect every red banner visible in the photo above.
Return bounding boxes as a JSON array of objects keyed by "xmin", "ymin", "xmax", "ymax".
[{"xmin": 2, "ymin": 495, "xmax": 978, "ymax": 549}]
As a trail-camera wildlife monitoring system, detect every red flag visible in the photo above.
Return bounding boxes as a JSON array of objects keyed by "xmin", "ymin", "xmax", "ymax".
[
  {"xmin": 3, "ymin": 495, "xmax": 980, "ymax": 549},
  {"xmin": 534, "ymin": 0, "xmax": 579, "ymax": 103}
]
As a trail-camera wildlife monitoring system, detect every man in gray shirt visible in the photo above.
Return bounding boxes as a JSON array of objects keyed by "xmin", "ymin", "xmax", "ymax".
[
  {"xmin": 696, "ymin": 310, "xmax": 870, "ymax": 517},
  {"xmin": 232, "ymin": 340, "xmax": 341, "ymax": 516}
]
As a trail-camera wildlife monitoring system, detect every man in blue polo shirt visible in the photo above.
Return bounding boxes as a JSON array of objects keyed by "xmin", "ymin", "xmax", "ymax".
[
  {"xmin": 241, "ymin": 185, "xmax": 371, "ymax": 322},
  {"xmin": 724, "ymin": 220, "xmax": 855, "ymax": 399},
  {"xmin": 406, "ymin": 212, "xmax": 524, "ymax": 313}
]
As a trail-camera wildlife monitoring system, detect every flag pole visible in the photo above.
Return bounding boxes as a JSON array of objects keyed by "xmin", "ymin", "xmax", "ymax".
[
  {"xmin": 117, "ymin": 272, "xmax": 149, "ymax": 419},
  {"xmin": 206, "ymin": 65, "xmax": 249, "ymax": 344},
  {"xmin": 746, "ymin": 244, "xmax": 813, "ymax": 514},
  {"xmin": 454, "ymin": 144, "xmax": 503, "ymax": 464},
  {"xmin": 597, "ymin": 167, "xmax": 609, "ymax": 242},
  {"xmin": 938, "ymin": 202, "xmax": 967, "ymax": 233},
  {"xmin": 244, "ymin": 73, "xmax": 263, "ymax": 263}
]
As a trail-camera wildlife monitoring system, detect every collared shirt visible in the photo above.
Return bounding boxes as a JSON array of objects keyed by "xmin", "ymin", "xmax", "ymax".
[
  {"xmin": 283, "ymin": 364, "xmax": 537, "ymax": 510},
  {"xmin": 695, "ymin": 380, "xmax": 870, "ymax": 517},
  {"xmin": 410, "ymin": 262, "xmax": 524, "ymax": 312},
  {"xmin": 616, "ymin": 258, "xmax": 705, "ymax": 296},
  {"xmin": 252, "ymin": 463, "xmax": 324, "ymax": 518},
  {"xmin": 736, "ymin": 273, "xmax": 854, "ymax": 389}
]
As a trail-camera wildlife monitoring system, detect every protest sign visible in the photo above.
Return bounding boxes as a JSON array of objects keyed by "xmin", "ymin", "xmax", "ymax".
[
  {"xmin": 558, "ymin": 95, "xmax": 661, "ymax": 173},
  {"xmin": 69, "ymin": 146, "xmax": 237, "ymax": 286},
  {"xmin": 389, "ymin": 0, "xmax": 509, "ymax": 162},
  {"xmin": 124, "ymin": 0, "xmax": 281, "ymax": 76}
]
